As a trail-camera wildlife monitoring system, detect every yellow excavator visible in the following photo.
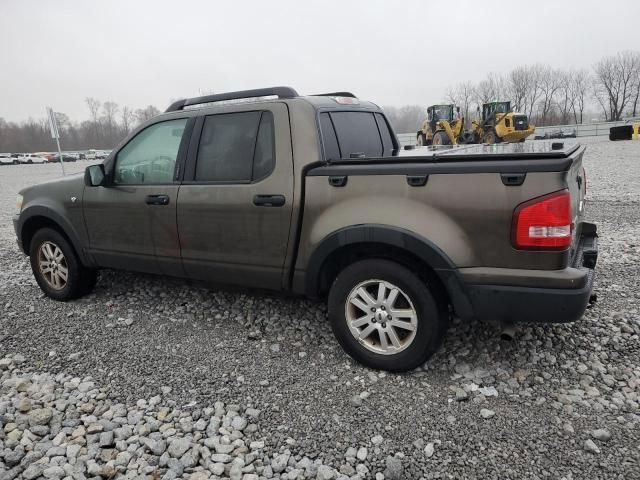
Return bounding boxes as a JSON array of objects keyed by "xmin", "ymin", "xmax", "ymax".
[{"xmin": 417, "ymin": 101, "xmax": 535, "ymax": 145}]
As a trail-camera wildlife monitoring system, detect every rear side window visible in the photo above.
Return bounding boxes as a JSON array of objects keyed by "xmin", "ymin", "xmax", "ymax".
[
  {"xmin": 196, "ymin": 111, "xmax": 275, "ymax": 182},
  {"xmin": 252, "ymin": 112, "xmax": 275, "ymax": 181},
  {"xmin": 319, "ymin": 113, "xmax": 340, "ymax": 160},
  {"xmin": 319, "ymin": 111, "xmax": 396, "ymax": 160},
  {"xmin": 331, "ymin": 111, "xmax": 382, "ymax": 158},
  {"xmin": 375, "ymin": 113, "xmax": 394, "ymax": 157}
]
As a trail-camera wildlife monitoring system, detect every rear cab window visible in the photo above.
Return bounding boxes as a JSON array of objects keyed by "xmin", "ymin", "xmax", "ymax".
[{"xmin": 319, "ymin": 110, "xmax": 396, "ymax": 160}]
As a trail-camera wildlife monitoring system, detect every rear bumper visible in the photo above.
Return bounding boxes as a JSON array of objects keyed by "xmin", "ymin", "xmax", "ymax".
[{"xmin": 461, "ymin": 222, "xmax": 598, "ymax": 324}]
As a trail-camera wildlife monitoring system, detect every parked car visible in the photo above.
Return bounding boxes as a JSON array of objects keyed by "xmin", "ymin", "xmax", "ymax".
[
  {"xmin": 12, "ymin": 87, "xmax": 598, "ymax": 372},
  {"xmin": 50, "ymin": 153, "xmax": 77, "ymax": 162},
  {"xmin": 0, "ymin": 154, "xmax": 14, "ymax": 165},
  {"xmin": 19, "ymin": 153, "xmax": 48, "ymax": 164}
]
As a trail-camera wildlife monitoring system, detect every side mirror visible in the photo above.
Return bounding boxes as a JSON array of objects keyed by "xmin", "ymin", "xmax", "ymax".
[{"xmin": 85, "ymin": 164, "xmax": 106, "ymax": 187}]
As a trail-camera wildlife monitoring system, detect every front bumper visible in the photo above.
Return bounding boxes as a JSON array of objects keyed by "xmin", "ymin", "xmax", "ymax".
[{"xmin": 463, "ymin": 222, "xmax": 598, "ymax": 324}]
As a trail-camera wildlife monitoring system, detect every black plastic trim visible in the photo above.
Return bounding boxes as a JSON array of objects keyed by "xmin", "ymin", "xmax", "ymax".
[
  {"xmin": 466, "ymin": 276, "xmax": 594, "ymax": 324},
  {"xmin": 329, "ymin": 176, "xmax": 347, "ymax": 187},
  {"xmin": 500, "ymin": 172, "xmax": 526, "ymax": 186},
  {"xmin": 407, "ymin": 175, "xmax": 428, "ymax": 187},
  {"xmin": 13, "ymin": 207, "xmax": 93, "ymax": 266},
  {"xmin": 303, "ymin": 224, "xmax": 474, "ymax": 319},
  {"xmin": 166, "ymin": 86, "xmax": 298, "ymax": 112},
  {"xmin": 308, "ymin": 157, "xmax": 575, "ymax": 176}
]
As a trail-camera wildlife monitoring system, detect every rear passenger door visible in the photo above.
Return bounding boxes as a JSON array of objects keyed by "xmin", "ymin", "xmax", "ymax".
[{"xmin": 177, "ymin": 103, "xmax": 294, "ymax": 289}]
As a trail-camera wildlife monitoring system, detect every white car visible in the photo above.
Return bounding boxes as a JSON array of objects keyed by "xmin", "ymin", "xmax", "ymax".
[
  {"xmin": 0, "ymin": 154, "xmax": 14, "ymax": 165},
  {"xmin": 19, "ymin": 153, "xmax": 48, "ymax": 164}
]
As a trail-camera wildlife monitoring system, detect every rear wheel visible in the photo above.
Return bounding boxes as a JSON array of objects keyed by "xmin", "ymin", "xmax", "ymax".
[
  {"xmin": 29, "ymin": 228, "xmax": 97, "ymax": 301},
  {"xmin": 416, "ymin": 133, "xmax": 427, "ymax": 146},
  {"xmin": 432, "ymin": 131, "xmax": 451, "ymax": 146},
  {"xmin": 328, "ymin": 259, "xmax": 447, "ymax": 371}
]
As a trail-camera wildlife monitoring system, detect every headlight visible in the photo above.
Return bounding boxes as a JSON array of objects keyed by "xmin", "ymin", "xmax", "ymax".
[{"xmin": 16, "ymin": 194, "xmax": 23, "ymax": 214}]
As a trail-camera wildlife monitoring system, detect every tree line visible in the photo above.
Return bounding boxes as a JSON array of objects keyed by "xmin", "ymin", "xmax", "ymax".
[
  {"xmin": 385, "ymin": 50, "xmax": 640, "ymax": 132},
  {"xmin": 2, "ymin": 50, "xmax": 639, "ymax": 152},
  {"xmin": 0, "ymin": 99, "xmax": 160, "ymax": 153}
]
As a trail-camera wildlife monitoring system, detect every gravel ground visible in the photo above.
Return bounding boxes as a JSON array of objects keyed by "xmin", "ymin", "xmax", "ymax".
[{"xmin": 1, "ymin": 137, "xmax": 639, "ymax": 480}]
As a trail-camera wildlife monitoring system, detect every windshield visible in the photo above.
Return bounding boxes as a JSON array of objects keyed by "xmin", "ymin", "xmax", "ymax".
[
  {"xmin": 429, "ymin": 105, "xmax": 453, "ymax": 121},
  {"xmin": 494, "ymin": 102, "xmax": 510, "ymax": 113}
]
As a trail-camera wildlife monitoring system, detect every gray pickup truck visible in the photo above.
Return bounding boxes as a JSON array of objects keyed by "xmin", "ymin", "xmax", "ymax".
[{"xmin": 13, "ymin": 87, "xmax": 598, "ymax": 371}]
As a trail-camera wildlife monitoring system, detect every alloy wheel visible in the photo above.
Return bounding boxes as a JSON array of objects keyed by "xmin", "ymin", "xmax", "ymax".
[
  {"xmin": 38, "ymin": 241, "xmax": 68, "ymax": 290},
  {"xmin": 345, "ymin": 279, "xmax": 418, "ymax": 355}
]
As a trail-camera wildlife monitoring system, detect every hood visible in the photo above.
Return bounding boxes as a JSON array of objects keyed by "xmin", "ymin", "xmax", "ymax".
[{"xmin": 19, "ymin": 172, "xmax": 85, "ymax": 199}]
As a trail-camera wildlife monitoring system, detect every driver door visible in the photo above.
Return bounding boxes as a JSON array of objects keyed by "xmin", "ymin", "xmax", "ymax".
[{"xmin": 83, "ymin": 117, "xmax": 191, "ymax": 276}]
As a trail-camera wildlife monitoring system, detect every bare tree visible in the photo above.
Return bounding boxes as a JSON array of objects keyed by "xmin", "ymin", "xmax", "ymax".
[
  {"xmin": 523, "ymin": 64, "xmax": 544, "ymax": 119},
  {"xmin": 593, "ymin": 51, "xmax": 640, "ymax": 121},
  {"xmin": 383, "ymin": 105, "xmax": 426, "ymax": 134},
  {"xmin": 446, "ymin": 82, "xmax": 474, "ymax": 126},
  {"xmin": 121, "ymin": 106, "xmax": 135, "ymax": 134},
  {"xmin": 473, "ymin": 73, "xmax": 506, "ymax": 108},
  {"xmin": 537, "ymin": 67, "xmax": 563, "ymax": 126},
  {"xmin": 556, "ymin": 71, "xmax": 575, "ymax": 125},
  {"xmin": 507, "ymin": 66, "xmax": 529, "ymax": 113},
  {"xmin": 631, "ymin": 63, "xmax": 640, "ymax": 117},
  {"xmin": 135, "ymin": 105, "xmax": 161, "ymax": 124},
  {"xmin": 570, "ymin": 69, "xmax": 590, "ymax": 124},
  {"xmin": 85, "ymin": 97, "xmax": 102, "ymax": 143}
]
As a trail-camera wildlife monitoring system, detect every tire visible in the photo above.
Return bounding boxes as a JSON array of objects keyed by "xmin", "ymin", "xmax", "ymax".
[
  {"xmin": 432, "ymin": 131, "xmax": 451, "ymax": 146},
  {"xmin": 483, "ymin": 129, "xmax": 499, "ymax": 144},
  {"xmin": 416, "ymin": 133, "xmax": 427, "ymax": 146},
  {"xmin": 328, "ymin": 259, "xmax": 447, "ymax": 372},
  {"xmin": 29, "ymin": 228, "xmax": 97, "ymax": 301}
]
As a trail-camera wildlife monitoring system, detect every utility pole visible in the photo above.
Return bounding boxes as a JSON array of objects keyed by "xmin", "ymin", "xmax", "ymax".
[{"xmin": 46, "ymin": 107, "xmax": 66, "ymax": 176}]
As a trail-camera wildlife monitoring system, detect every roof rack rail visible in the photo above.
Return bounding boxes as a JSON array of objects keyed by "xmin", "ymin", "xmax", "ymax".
[
  {"xmin": 313, "ymin": 92, "xmax": 357, "ymax": 98},
  {"xmin": 165, "ymin": 86, "xmax": 299, "ymax": 112}
]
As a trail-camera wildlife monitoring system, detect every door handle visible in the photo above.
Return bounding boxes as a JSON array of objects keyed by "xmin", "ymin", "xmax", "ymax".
[
  {"xmin": 253, "ymin": 194, "xmax": 285, "ymax": 207},
  {"xmin": 145, "ymin": 194, "xmax": 170, "ymax": 206}
]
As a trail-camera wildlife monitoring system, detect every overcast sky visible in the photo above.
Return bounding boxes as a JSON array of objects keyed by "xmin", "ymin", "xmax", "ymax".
[{"xmin": 1, "ymin": 0, "xmax": 639, "ymax": 122}]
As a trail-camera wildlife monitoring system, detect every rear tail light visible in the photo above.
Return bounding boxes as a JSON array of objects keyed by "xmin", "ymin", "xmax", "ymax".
[{"xmin": 512, "ymin": 190, "xmax": 572, "ymax": 250}]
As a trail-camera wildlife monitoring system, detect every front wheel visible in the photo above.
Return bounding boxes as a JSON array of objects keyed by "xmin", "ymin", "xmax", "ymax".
[
  {"xmin": 432, "ymin": 131, "xmax": 451, "ymax": 146},
  {"xmin": 29, "ymin": 228, "xmax": 97, "ymax": 301},
  {"xmin": 328, "ymin": 259, "xmax": 447, "ymax": 371},
  {"xmin": 483, "ymin": 129, "xmax": 500, "ymax": 144}
]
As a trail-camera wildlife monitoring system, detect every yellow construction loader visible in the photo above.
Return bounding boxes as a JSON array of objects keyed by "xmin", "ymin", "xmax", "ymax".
[
  {"xmin": 462, "ymin": 102, "xmax": 535, "ymax": 144},
  {"xmin": 416, "ymin": 105, "xmax": 465, "ymax": 146},
  {"xmin": 417, "ymin": 101, "xmax": 535, "ymax": 146}
]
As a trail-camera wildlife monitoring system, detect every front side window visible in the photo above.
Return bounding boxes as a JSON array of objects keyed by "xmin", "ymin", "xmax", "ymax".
[
  {"xmin": 114, "ymin": 118, "xmax": 187, "ymax": 185},
  {"xmin": 195, "ymin": 111, "xmax": 275, "ymax": 182}
]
